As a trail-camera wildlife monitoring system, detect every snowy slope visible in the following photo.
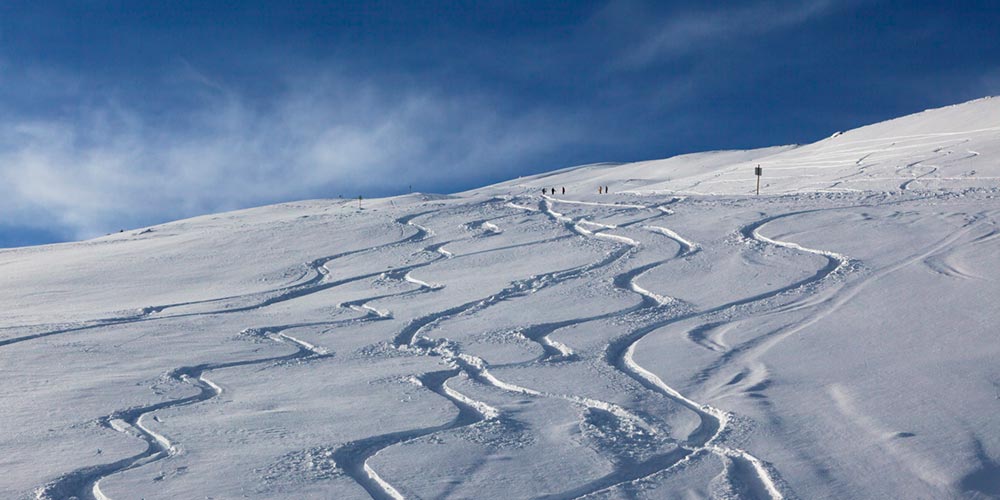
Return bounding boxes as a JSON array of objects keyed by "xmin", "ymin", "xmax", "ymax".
[
  {"xmin": 487, "ymin": 96, "xmax": 1000, "ymax": 196},
  {"xmin": 2, "ymin": 98, "xmax": 1000, "ymax": 500}
]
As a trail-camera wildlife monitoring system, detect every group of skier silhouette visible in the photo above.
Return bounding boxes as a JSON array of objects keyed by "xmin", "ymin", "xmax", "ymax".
[{"xmin": 541, "ymin": 186, "xmax": 610, "ymax": 195}]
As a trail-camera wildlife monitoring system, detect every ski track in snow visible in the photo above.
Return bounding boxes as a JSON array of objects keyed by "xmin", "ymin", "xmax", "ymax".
[
  {"xmin": 643, "ymin": 225, "xmax": 700, "ymax": 257},
  {"xmin": 1, "ymin": 206, "xmax": 540, "ymax": 349},
  {"xmin": 502, "ymin": 195, "xmax": 786, "ymax": 498},
  {"xmin": 316, "ymin": 204, "xmax": 634, "ymax": 499},
  {"xmin": 10, "ymin": 98, "xmax": 1000, "ymax": 499},
  {"xmin": 331, "ymin": 369, "xmax": 492, "ymax": 500},
  {"xmin": 531, "ymin": 196, "xmax": 789, "ymax": 498},
  {"xmin": 333, "ymin": 196, "xmax": 685, "ymax": 499},
  {"xmin": 920, "ymin": 225, "xmax": 996, "ymax": 281},
  {"xmin": 22, "ymin": 190, "xmax": 987, "ymax": 500},
  {"xmin": 32, "ymin": 205, "xmax": 503, "ymax": 499},
  {"xmin": 590, "ymin": 202, "xmax": 980, "ymax": 497},
  {"xmin": 25, "ymin": 210, "xmax": 466, "ymax": 500},
  {"xmin": 29, "ymin": 189, "xmax": 784, "ymax": 499},
  {"xmin": 542, "ymin": 195, "xmax": 648, "ymax": 210},
  {"xmin": 35, "ymin": 328, "xmax": 331, "ymax": 500},
  {"xmin": 691, "ymin": 215, "xmax": 981, "ymax": 388},
  {"xmin": 0, "ymin": 211, "xmax": 440, "ymax": 348},
  {"xmin": 540, "ymin": 196, "xmax": 912, "ymax": 497},
  {"xmin": 402, "ymin": 271, "xmax": 443, "ymax": 290},
  {"xmin": 27, "ymin": 195, "xmax": 888, "ymax": 499},
  {"xmin": 671, "ymin": 194, "xmax": 953, "ymax": 360}
]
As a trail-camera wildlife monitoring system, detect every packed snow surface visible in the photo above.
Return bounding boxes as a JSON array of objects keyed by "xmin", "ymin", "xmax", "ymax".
[{"xmin": 2, "ymin": 97, "xmax": 1000, "ymax": 500}]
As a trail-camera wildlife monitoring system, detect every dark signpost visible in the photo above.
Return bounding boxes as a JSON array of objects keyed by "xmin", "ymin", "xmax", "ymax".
[{"xmin": 755, "ymin": 165, "xmax": 763, "ymax": 195}]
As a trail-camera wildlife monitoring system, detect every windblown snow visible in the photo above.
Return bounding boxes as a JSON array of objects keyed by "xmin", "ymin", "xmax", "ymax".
[{"xmin": 3, "ymin": 97, "xmax": 1000, "ymax": 500}]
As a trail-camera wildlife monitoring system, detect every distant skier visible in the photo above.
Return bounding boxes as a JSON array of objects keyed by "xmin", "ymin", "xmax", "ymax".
[
  {"xmin": 542, "ymin": 188, "xmax": 547, "ymax": 195},
  {"xmin": 604, "ymin": 185, "xmax": 609, "ymax": 194},
  {"xmin": 598, "ymin": 186, "xmax": 603, "ymax": 194},
  {"xmin": 561, "ymin": 187, "xmax": 565, "ymax": 194}
]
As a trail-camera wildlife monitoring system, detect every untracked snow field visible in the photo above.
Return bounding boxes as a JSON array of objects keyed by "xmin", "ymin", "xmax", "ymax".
[{"xmin": 2, "ymin": 98, "xmax": 1000, "ymax": 499}]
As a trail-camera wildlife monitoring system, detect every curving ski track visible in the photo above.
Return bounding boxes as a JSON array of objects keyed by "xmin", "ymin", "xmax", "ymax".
[
  {"xmin": 1, "ymin": 211, "xmax": 440, "ymax": 349},
  {"xmin": 381, "ymin": 196, "xmax": 713, "ymax": 499},
  {"xmin": 1, "ymin": 207, "xmax": 543, "ymax": 350},
  {"xmin": 337, "ymin": 197, "xmax": 671, "ymax": 499},
  {"xmin": 34, "ymin": 196, "xmax": 824, "ymax": 499},
  {"xmin": 35, "ymin": 328, "xmax": 330, "ymax": 500},
  {"xmin": 22, "ymin": 192, "xmax": 976, "ymax": 499},
  {"xmin": 539, "ymin": 198, "xmax": 839, "ymax": 498},
  {"xmin": 29, "ymin": 210, "xmax": 464, "ymax": 499},
  {"xmin": 331, "ymin": 369, "xmax": 495, "ymax": 500}
]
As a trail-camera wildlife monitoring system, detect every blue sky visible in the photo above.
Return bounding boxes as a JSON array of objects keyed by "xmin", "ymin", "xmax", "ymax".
[{"xmin": 2, "ymin": 0, "xmax": 999, "ymax": 246}]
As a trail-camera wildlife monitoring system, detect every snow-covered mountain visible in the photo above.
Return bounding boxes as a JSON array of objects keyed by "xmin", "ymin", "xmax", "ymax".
[
  {"xmin": 486, "ymin": 96, "xmax": 1000, "ymax": 197},
  {"xmin": 3, "ymin": 97, "xmax": 999, "ymax": 500}
]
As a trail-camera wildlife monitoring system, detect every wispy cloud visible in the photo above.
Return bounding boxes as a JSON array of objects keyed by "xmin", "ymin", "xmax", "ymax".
[
  {"xmin": 0, "ymin": 67, "xmax": 584, "ymax": 241},
  {"xmin": 606, "ymin": 0, "xmax": 836, "ymax": 69}
]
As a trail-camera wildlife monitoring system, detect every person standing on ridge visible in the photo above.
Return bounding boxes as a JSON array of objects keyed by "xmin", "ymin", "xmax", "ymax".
[
  {"xmin": 598, "ymin": 186, "xmax": 603, "ymax": 194},
  {"xmin": 561, "ymin": 187, "xmax": 565, "ymax": 194}
]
